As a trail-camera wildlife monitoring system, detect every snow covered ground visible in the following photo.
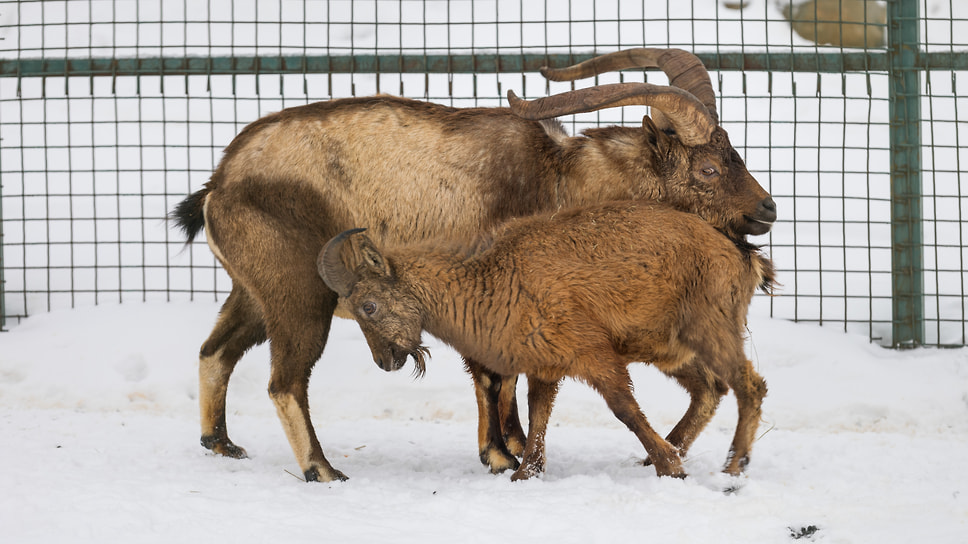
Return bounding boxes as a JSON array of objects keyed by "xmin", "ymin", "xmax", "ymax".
[
  {"xmin": 2, "ymin": 1, "xmax": 968, "ymax": 542},
  {"xmin": 2, "ymin": 300, "xmax": 967, "ymax": 543}
]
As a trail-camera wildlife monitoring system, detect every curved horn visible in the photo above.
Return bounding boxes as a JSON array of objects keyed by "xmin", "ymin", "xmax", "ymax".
[
  {"xmin": 318, "ymin": 228, "xmax": 367, "ymax": 297},
  {"xmin": 508, "ymin": 83, "xmax": 716, "ymax": 147},
  {"xmin": 540, "ymin": 48, "xmax": 718, "ymax": 124}
]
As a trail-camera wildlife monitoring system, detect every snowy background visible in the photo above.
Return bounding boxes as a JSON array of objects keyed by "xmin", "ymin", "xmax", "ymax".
[
  {"xmin": 1, "ymin": 301, "xmax": 967, "ymax": 542},
  {"xmin": 2, "ymin": 1, "xmax": 968, "ymax": 542}
]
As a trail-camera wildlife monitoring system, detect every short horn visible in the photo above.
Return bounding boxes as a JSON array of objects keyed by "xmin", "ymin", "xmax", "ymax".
[
  {"xmin": 318, "ymin": 228, "xmax": 367, "ymax": 297},
  {"xmin": 508, "ymin": 83, "xmax": 716, "ymax": 146},
  {"xmin": 540, "ymin": 48, "xmax": 718, "ymax": 124}
]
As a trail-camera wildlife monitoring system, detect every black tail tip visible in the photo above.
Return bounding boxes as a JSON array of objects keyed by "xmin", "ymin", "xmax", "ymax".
[{"xmin": 170, "ymin": 189, "xmax": 208, "ymax": 243}]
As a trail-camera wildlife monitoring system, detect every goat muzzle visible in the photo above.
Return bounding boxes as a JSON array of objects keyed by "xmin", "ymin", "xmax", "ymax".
[
  {"xmin": 376, "ymin": 346, "xmax": 409, "ymax": 372},
  {"xmin": 377, "ymin": 344, "xmax": 429, "ymax": 377},
  {"xmin": 743, "ymin": 197, "xmax": 777, "ymax": 236}
]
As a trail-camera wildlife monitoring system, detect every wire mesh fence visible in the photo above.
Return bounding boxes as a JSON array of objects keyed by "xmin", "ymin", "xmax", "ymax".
[{"xmin": 1, "ymin": 0, "xmax": 966, "ymax": 347}]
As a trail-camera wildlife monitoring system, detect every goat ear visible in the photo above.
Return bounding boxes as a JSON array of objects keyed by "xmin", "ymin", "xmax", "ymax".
[
  {"xmin": 357, "ymin": 236, "xmax": 392, "ymax": 278},
  {"xmin": 642, "ymin": 115, "xmax": 670, "ymax": 155}
]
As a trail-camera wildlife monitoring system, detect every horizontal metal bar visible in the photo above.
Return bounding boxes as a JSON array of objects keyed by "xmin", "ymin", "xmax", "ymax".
[{"xmin": 8, "ymin": 51, "xmax": 960, "ymax": 79}]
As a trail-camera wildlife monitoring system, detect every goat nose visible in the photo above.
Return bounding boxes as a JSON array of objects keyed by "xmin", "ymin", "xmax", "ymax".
[{"xmin": 758, "ymin": 197, "xmax": 777, "ymax": 223}]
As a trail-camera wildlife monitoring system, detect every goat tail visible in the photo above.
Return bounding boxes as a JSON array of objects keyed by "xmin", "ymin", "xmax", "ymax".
[{"xmin": 170, "ymin": 187, "xmax": 210, "ymax": 244}]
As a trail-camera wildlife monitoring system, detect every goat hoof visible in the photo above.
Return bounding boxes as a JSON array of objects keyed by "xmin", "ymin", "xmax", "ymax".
[
  {"xmin": 654, "ymin": 467, "xmax": 687, "ymax": 479},
  {"xmin": 643, "ymin": 450, "xmax": 687, "ymax": 468},
  {"xmin": 201, "ymin": 435, "xmax": 248, "ymax": 459},
  {"xmin": 651, "ymin": 457, "xmax": 686, "ymax": 479},
  {"xmin": 655, "ymin": 467, "xmax": 687, "ymax": 479},
  {"xmin": 510, "ymin": 463, "xmax": 543, "ymax": 482},
  {"xmin": 488, "ymin": 456, "xmax": 521, "ymax": 475},
  {"xmin": 652, "ymin": 464, "xmax": 687, "ymax": 479},
  {"xmin": 481, "ymin": 445, "xmax": 521, "ymax": 474},
  {"xmin": 510, "ymin": 469, "xmax": 530, "ymax": 482},
  {"xmin": 304, "ymin": 466, "xmax": 349, "ymax": 483},
  {"xmin": 722, "ymin": 454, "xmax": 750, "ymax": 476},
  {"xmin": 504, "ymin": 433, "xmax": 526, "ymax": 458}
]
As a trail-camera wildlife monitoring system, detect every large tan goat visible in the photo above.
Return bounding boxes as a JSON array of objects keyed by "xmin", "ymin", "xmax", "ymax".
[
  {"xmin": 171, "ymin": 48, "xmax": 776, "ymax": 482},
  {"xmin": 319, "ymin": 201, "xmax": 775, "ymax": 481}
]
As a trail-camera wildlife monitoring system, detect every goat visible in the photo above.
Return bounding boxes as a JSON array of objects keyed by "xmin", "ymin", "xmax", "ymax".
[
  {"xmin": 171, "ymin": 47, "xmax": 776, "ymax": 482},
  {"xmin": 319, "ymin": 201, "xmax": 776, "ymax": 480}
]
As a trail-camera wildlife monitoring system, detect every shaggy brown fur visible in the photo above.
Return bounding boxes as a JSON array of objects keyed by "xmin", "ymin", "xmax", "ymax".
[
  {"xmin": 320, "ymin": 201, "xmax": 775, "ymax": 480},
  {"xmin": 171, "ymin": 51, "xmax": 775, "ymax": 482}
]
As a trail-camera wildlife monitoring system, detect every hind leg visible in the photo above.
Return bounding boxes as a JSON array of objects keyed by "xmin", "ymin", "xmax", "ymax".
[
  {"xmin": 199, "ymin": 285, "xmax": 267, "ymax": 458},
  {"xmin": 644, "ymin": 362, "xmax": 728, "ymax": 466},
  {"xmin": 465, "ymin": 359, "xmax": 519, "ymax": 474},
  {"xmin": 511, "ymin": 377, "xmax": 560, "ymax": 481},
  {"xmin": 722, "ymin": 359, "xmax": 767, "ymax": 475},
  {"xmin": 497, "ymin": 375, "xmax": 527, "ymax": 457},
  {"xmin": 202, "ymin": 183, "xmax": 350, "ymax": 481}
]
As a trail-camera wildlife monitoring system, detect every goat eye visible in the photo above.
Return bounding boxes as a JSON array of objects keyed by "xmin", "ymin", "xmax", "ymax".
[
  {"xmin": 701, "ymin": 166, "xmax": 718, "ymax": 177},
  {"xmin": 362, "ymin": 302, "xmax": 377, "ymax": 316}
]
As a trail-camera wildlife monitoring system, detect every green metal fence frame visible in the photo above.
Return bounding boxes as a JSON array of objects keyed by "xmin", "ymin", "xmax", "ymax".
[
  {"xmin": 888, "ymin": 0, "xmax": 923, "ymax": 347},
  {"xmin": 0, "ymin": 0, "xmax": 953, "ymax": 347}
]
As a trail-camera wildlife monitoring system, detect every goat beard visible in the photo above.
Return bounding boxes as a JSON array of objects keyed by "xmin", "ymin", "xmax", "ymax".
[{"xmin": 408, "ymin": 345, "xmax": 431, "ymax": 378}]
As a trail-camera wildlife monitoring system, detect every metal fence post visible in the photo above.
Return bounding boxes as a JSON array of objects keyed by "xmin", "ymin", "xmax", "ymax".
[
  {"xmin": 0, "ymin": 165, "xmax": 4, "ymax": 331},
  {"xmin": 888, "ymin": 0, "xmax": 923, "ymax": 347}
]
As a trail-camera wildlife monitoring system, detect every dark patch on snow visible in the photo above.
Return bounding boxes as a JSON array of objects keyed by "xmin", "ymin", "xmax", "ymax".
[{"xmin": 789, "ymin": 525, "xmax": 820, "ymax": 540}]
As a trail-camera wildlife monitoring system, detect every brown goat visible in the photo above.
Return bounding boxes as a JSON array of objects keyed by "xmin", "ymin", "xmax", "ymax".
[
  {"xmin": 171, "ymin": 48, "xmax": 776, "ymax": 482},
  {"xmin": 319, "ymin": 201, "xmax": 775, "ymax": 480}
]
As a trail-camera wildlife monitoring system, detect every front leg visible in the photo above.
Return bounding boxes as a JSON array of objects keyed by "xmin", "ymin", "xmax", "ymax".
[
  {"xmin": 268, "ymin": 355, "xmax": 348, "ymax": 483},
  {"xmin": 511, "ymin": 377, "xmax": 561, "ymax": 481},
  {"xmin": 497, "ymin": 375, "xmax": 527, "ymax": 457},
  {"xmin": 644, "ymin": 362, "xmax": 727, "ymax": 466},
  {"xmin": 587, "ymin": 366, "xmax": 685, "ymax": 478},
  {"xmin": 264, "ymin": 294, "xmax": 348, "ymax": 483},
  {"xmin": 722, "ymin": 359, "xmax": 768, "ymax": 476},
  {"xmin": 464, "ymin": 358, "xmax": 520, "ymax": 474}
]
